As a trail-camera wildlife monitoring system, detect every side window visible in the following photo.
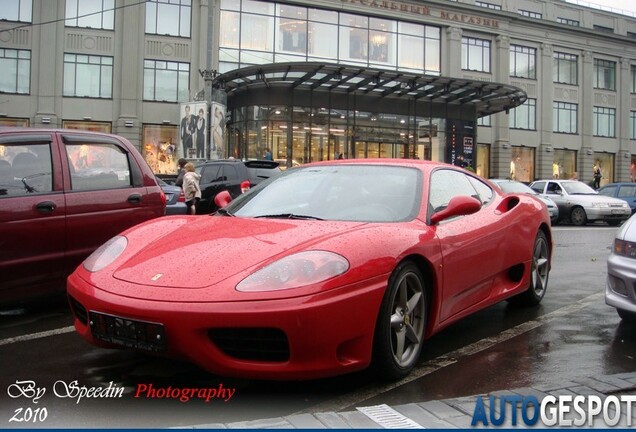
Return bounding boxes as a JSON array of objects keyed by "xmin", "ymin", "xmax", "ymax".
[
  {"xmin": 618, "ymin": 185, "xmax": 636, "ymax": 198},
  {"xmin": 530, "ymin": 182, "xmax": 545, "ymax": 194},
  {"xmin": 200, "ymin": 165, "xmax": 220, "ymax": 184},
  {"xmin": 221, "ymin": 165, "xmax": 239, "ymax": 181},
  {"xmin": 0, "ymin": 143, "xmax": 53, "ymax": 197},
  {"xmin": 467, "ymin": 176, "xmax": 494, "ymax": 204},
  {"xmin": 66, "ymin": 143, "xmax": 131, "ymax": 191},
  {"xmin": 429, "ymin": 169, "xmax": 482, "ymax": 214},
  {"xmin": 546, "ymin": 182, "xmax": 562, "ymax": 194}
]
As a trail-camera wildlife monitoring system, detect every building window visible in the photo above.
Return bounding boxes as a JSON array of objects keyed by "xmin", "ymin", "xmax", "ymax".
[
  {"xmin": 553, "ymin": 102, "xmax": 578, "ymax": 134},
  {"xmin": 593, "ymin": 106, "xmax": 615, "ymax": 137},
  {"xmin": 519, "ymin": 10, "xmax": 542, "ymax": 19},
  {"xmin": 553, "ymin": 52, "xmax": 578, "ymax": 85},
  {"xmin": 461, "ymin": 37, "xmax": 491, "ymax": 73},
  {"xmin": 509, "ymin": 98, "xmax": 536, "ymax": 130},
  {"xmin": 218, "ymin": 1, "xmax": 441, "ymax": 75},
  {"xmin": 65, "ymin": 0, "xmax": 114, "ymax": 30},
  {"xmin": 630, "ymin": 111, "xmax": 636, "ymax": 140},
  {"xmin": 557, "ymin": 17, "xmax": 579, "ymax": 26},
  {"xmin": 510, "ymin": 45, "xmax": 536, "ymax": 79},
  {"xmin": 63, "ymin": 54, "xmax": 113, "ymax": 98},
  {"xmin": 146, "ymin": 0, "xmax": 191, "ymax": 38},
  {"xmin": 594, "ymin": 59, "xmax": 616, "ymax": 90},
  {"xmin": 477, "ymin": 115, "xmax": 491, "ymax": 127},
  {"xmin": 0, "ymin": 0, "xmax": 32, "ymax": 22},
  {"xmin": 593, "ymin": 24, "xmax": 613, "ymax": 33},
  {"xmin": 632, "ymin": 65, "xmax": 636, "ymax": 93},
  {"xmin": 0, "ymin": 49, "xmax": 30, "ymax": 94},
  {"xmin": 475, "ymin": 1, "xmax": 501, "ymax": 10},
  {"xmin": 143, "ymin": 60, "xmax": 189, "ymax": 102}
]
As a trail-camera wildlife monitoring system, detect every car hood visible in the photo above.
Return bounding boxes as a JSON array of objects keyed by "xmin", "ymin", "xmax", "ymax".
[
  {"xmin": 617, "ymin": 214, "xmax": 636, "ymax": 241},
  {"xmin": 111, "ymin": 216, "xmax": 369, "ymax": 290}
]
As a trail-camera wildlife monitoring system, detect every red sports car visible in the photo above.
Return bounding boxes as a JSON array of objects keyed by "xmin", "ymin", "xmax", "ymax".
[{"xmin": 67, "ymin": 160, "xmax": 552, "ymax": 380}]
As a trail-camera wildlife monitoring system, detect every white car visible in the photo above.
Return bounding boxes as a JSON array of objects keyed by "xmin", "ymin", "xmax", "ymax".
[
  {"xmin": 606, "ymin": 213, "xmax": 636, "ymax": 321},
  {"xmin": 490, "ymin": 179, "xmax": 559, "ymax": 224},
  {"xmin": 529, "ymin": 180, "xmax": 630, "ymax": 226}
]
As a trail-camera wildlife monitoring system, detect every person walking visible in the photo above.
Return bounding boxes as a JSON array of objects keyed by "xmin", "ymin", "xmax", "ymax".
[
  {"xmin": 182, "ymin": 162, "xmax": 201, "ymax": 215},
  {"xmin": 593, "ymin": 160, "xmax": 602, "ymax": 189}
]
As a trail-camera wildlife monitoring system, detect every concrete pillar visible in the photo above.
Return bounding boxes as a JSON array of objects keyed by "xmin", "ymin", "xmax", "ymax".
[
  {"xmin": 617, "ymin": 57, "xmax": 632, "ymax": 181},
  {"xmin": 580, "ymin": 50, "xmax": 594, "ymax": 178},
  {"xmin": 538, "ymin": 43, "xmax": 554, "ymax": 181},
  {"xmin": 493, "ymin": 35, "xmax": 511, "ymax": 178}
]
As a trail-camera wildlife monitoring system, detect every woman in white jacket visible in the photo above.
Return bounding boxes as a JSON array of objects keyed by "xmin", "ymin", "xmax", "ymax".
[{"xmin": 182, "ymin": 162, "xmax": 201, "ymax": 215}]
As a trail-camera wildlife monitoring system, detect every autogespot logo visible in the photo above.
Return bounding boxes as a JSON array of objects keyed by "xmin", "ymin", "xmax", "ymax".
[{"xmin": 471, "ymin": 394, "xmax": 636, "ymax": 427}]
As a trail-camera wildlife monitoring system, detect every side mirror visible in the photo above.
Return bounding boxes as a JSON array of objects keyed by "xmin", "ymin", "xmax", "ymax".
[
  {"xmin": 430, "ymin": 195, "xmax": 482, "ymax": 225},
  {"xmin": 214, "ymin": 190, "xmax": 232, "ymax": 209}
]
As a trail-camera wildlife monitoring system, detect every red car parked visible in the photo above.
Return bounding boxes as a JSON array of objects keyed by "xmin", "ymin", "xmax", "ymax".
[
  {"xmin": 0, "ymin": 128, "xmax": 166, "ymax": 304},
  {"xmin": 67, "ymin": 160, "xmax": 551, "ymax": 380}
]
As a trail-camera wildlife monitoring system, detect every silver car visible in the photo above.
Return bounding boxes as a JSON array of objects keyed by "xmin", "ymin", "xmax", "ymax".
[
  {"xmin": 490, "ymin": 179, "xmax": 559, "ymax": 224},
  {"xmin": 529, "ymin": 179, "xmax": 630, "ymax": 226},
  {"xmin": 606, "ymin": 213, "xmax": 636, "ymax": 321}
]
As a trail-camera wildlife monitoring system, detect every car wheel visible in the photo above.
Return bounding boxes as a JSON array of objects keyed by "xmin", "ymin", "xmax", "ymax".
[
  {"xmin": 570, "ymin": 206, "xmax": 587, "ymax": 226},
  {"xmin": 372, "ymin": 261, "xmax": 427, "ymax": 380},
  {"xmin": 511, "ymin": 230, "xmax": 550, "ymax": 306},
  {"xmin": 617, "ymin": 308, "xmax": 636, "ymax": 321}
]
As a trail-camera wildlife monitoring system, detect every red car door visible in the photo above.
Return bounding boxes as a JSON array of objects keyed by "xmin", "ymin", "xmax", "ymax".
[
  {"xmin": 60, "ymin": 132, "xmax": 165, "ymax": 276},
  {"xmin": 427, "ymin": 169, "xmax": 507, "ymax": 322},
  {"xmin": 0, "ymin": 132, "xmax": 67, "ymax": 303}
]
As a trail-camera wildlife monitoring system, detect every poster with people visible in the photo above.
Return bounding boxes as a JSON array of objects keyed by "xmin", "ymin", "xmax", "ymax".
[
  {"xmin": 210, "ymin": 102, "xmax": 226, "ymax": 160},
  {"xmin": 180, "ymin": 102, "xmax": 208, "ymax": 160}
]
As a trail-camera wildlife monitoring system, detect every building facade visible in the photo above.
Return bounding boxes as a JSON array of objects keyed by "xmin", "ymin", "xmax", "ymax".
[{"xmin": 1, "ymin": 0, "xmax": 635, "ymax": 184}]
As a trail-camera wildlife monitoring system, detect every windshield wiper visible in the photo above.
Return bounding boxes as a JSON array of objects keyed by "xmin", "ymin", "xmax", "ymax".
[
  {"xmin": 254, "ymin": 213, "xmax": 324, "ymax": 220},
  {"xmin": 216, "ymin": 207, "xmax": 235, "ymax": 217}
]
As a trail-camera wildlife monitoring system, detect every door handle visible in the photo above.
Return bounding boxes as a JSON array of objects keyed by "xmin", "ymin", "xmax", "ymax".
[
  {"xmin": 128, "ymin": 193, "xmax": 142, "ymax": 204},
  {"xmin": 35, "ymin": 201, "xmax": 56, "ymax": 213}
]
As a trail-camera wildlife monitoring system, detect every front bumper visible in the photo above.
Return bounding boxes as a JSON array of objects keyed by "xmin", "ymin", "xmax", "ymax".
[
  {"xmin": 67, "ymin": 272, "xmax": 387, "ymax": 380},
  {"xmin": 606, "ymin": 253, "xmax": 636, "ymax": 314},
  {"xmin": 585, "ymin": 207, "xmax": 631, "ymax": 222}
]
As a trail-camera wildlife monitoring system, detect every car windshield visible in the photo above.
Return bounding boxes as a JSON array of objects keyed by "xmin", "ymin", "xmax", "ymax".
[
  {"xmin": 562, "ymin": 181, "xmax": 597, "ymax": 195},
  {"xmin": 495, "ymin": 181, "xmax": 536, "ymax": 194},
  {"xmin": 225, "ymin": 164, "xmax": 422, "ymax": 222}
]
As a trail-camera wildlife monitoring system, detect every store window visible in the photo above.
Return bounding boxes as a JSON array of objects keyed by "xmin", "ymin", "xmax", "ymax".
[
  {"xmin": 509, "ymin": 98, "xmax": 536, "ymax": 130},
  {"xmin": 461, "ymin": 37, "xmax": 491, "ymax": 73},
  {"xmin": 145, "ymin": 0, "xmax": 191, "ymax": 38},
  {"xmin": 594, "ymin": 59, "xmax": 616, "ymax": 91},
  {"xmin": 65, "ymin": 0, "xmax": 114, "ymax": 30},
  {"xmin": 143, "ymin": 60, "xmax": 189, "ymax": 102},
  {"xmin": 143, "ymin": 124, "xmax": 179, "ymax": 174},
  {"xmin": 510, "ymin": 45, "xmax": 536, "ymax": 79},
  {"xmin": 552, "ymin": 149, "xmax": 577, "ymax": 180},
  {"xmin": 0, "ymin": 0, "xmax": 31, "ymax": 22},
  {"xmin": 553, "ymin": 102, "xmax": 577, "ymax": 134},
  {"xmin": 553, "ymin": 52, "xmax": 578, "ymax": 85},
  {"xmin": 475, "ymin": 143, "xmax": 490, "ymax": 178},
  {"xmin": 62, "ymin": 120, "xmax": 111, "ymax": 133},
  {"xmin": 63, "ymin": 54, "xmax": 113, "ymax": 98},
  {"xmin": 0, "ymin": 49, "xmax": 30, "ymax": 94},
  {"xmin": 0, "ymin": 118, "xmax": 29, "ymax": 127},
  {"xmin": 592, "ymin": 152, "xmax": 614, "ymax": 187},
  {"xmin": 509, "ymin": 146, "xmax": 535, "ymax": 183},
  {"xmin": 593, "ymin": 106, "xmax": 615, "ymax": 137}
]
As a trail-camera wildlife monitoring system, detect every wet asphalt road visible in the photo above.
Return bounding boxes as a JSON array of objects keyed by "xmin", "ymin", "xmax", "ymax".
[{"xmin": 0, "ymin": 225, "xmax": 634, "ymax": 428}]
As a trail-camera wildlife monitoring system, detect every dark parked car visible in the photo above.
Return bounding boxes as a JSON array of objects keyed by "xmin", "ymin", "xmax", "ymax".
[
  {"xmin": 598, "ymin": 183, "xmax": 636, "ymax": 214},
  {"xmin": 195, "ymin": 159, "xmax": 281, "ymax": 213},
  {"xmin": 157, "ymin": 176, "xmax": 187, "ymax": 215},
  {"xmin": 0, "ymin": 128, "xmax": 166, "ymax": 304}
]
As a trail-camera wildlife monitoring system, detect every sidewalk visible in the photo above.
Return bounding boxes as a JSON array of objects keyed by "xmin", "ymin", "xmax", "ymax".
[{"xmin": 188, "ymin": 372, "xmax": 636, "ymax": 429}]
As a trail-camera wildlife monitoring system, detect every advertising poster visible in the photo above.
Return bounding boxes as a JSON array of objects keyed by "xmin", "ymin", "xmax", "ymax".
[
  {"xmin": 180, "ymin": 102, "xmax": 208, "ymax": 160},
  {"xmin": 210, "ymin": 102, "xmax": 226, "ymax": 159}
]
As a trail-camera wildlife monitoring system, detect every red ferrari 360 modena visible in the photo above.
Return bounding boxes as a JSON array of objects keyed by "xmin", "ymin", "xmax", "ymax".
[{"xmin": 67, "ymin": 159, "xmax": 552, "ymax": 380}]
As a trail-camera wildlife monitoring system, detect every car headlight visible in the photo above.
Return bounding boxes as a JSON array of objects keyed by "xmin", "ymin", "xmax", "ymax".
[
  {"xmin": 592, "ymin": 202, "xmax": 610, "ymax": 208},
  {"xmin": 614, "ymin": 239, "xmax": 636, "ymax": 259},
  {"xmin": 236, "ymin": 251, "xmax": 349, "ymax": 292},
  {"xmin": 83, "ymin": 236, "xmax": 128, "ymax": 272}
]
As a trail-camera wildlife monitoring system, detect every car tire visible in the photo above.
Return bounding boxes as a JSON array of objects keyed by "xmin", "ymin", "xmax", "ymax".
[
  {"xmin": 510, "ymin": 230, "xmax": 550, "ymax": 306},
  {"xmin": 570, "ymin": 206, "xmax": 587, "ymax": 226},
  {"xmin": 372, "ymin": 261, "xmax": 427, "ymax": 380},
  {"xmin": 617, "ymin": 308, "xmax": 636, "ymax": 321}
]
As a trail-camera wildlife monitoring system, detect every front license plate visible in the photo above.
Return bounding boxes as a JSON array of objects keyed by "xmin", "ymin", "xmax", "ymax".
[
  {"xmin": 611, "ymin": 209, "xmax": 626, "ymax": 214},
  {"xmin": 89, "ymin": 311, "xmax": 166, "ymax": 352}
]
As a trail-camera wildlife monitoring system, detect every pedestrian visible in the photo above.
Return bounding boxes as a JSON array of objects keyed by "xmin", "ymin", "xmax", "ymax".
[
  {"xmin": 263, "ymin": 148, "xmax": 273, "ymax": 161},
  {"xmin": 182, "ymin": 162, "xmax": 201, "ymax": 215},
  {"xmin": 174, "ymin": 158, "xmax": 187, "ymax": 187},
  {"xmin": 593, "ymin": 160, "xmax": 602, "ymax": 189}
]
